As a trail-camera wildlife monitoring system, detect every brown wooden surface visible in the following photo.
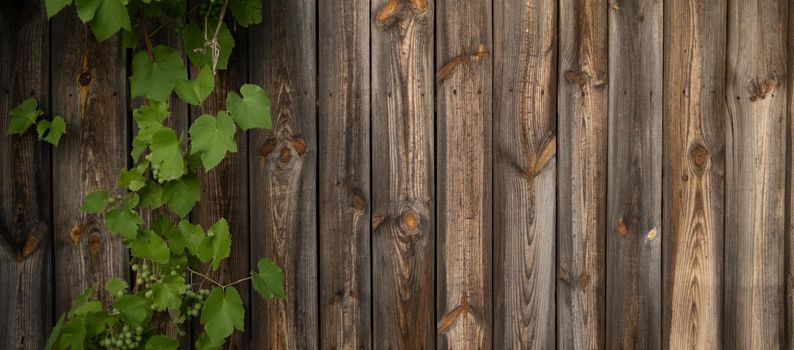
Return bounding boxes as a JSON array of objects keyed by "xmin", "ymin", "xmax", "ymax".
[
  {"xmin": 6, "ymin": 1, "xmax": 794, "ymax": 349},
  {"xmin": 371, "ymin": 0, "xmax": 435, "ymax": 348},
  {"xmin": 493, "ymin": 0, "xmax": 556, "ymax": 348},
  {"xmin": 606, "ymin": 0, "xmax": 663, "ymax": 348},
  {"xmin": 249, "ymin": 0, "xmax": 318, "ymax": 348},
  {"xmin": 318, "ymin": 0, "xmax": 371, "ymax": 348},
  {"xmin": 0, "ymin": 1, "xmax": 52, "ymax": 348},
  {"xmin": 724, "ymin": 0, "xmax": 788, "ymax": 348},
  {"xmin": 50, "ymin": 6, "xmax": 129, "ymax": 316},
  {"xmin": 435, "ymin": 0, "xmax": 492, "ymax": 348},
  {"xmin": 557, "ymin": 0, "xmax": 608, "ymax": 349},
  {"xmin": 662, "ymin": 0, "xmax": 727, "ymax": 348}
]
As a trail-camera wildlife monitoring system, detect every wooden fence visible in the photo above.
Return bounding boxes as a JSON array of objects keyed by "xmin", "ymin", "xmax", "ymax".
[{"xmin": 1, "ymin": 0, "xmax": 793, "ymax": 348}]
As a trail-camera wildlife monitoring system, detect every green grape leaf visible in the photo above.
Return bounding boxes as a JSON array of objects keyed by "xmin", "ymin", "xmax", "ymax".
[
  {"xmin": 150, "ymin": 274, "xmax": 187, "ymax": 312},
  {"xmin": 78, "ymin": 0, "xmax": 132, "ymax": 41},
  {"xmin": 153, "ymin": 215, "xmax": 184, "ymax": 254},
  {"xmin": 35, "ymin": 116, "xmax": 67, "ymax": 146},
  {"xmin": 133, "ymin": 101, "xmax": 169, "ymax": 127},
  {"xmin": 195, "ymin": 332, "xmax": 224, "ymax": 350},
  {"xmin": 251, "ymin": 258, "xmax": 286, "ymax": 300},
  {"xmin": 45, "ymin": 314, "xmax": 66, "ymax": 350},
  {"xmin": 7, "ymin": 98, "xmax": 43, "ymax": 135},
  {"xmin": 175, "ymin": 65, "xmax": 215, "ymax": 106},
  {"xmin": 57, "ymin": 317, "xmax": 87, "ymax": 350},
  {"xmin": 182, "ymin": 21, "xmax": 235, "ymax": 70},
  {"xmin": 229, "ymin": 0, "xmax": 262, "ymax": 27},
  {"xmin": 80, "ymin": 190, "xmax": 109, "ymax": 213},
  {"xmin": 189, "ymin": 112, "xmax": 237, "ymax": 170},
  {"xmin": 178, "ymin": 219, "xmax": 204, "ymax": 256},
  {"xmin": 145, "ymin": 336, "xmax": 179, "ymax": 350},
  {"xmin": 147, "ymin": 128, "xmax": 185, "ymax": 181},
  {"xmin": 131, "ymin": 46, "xmax": 187, "ymax": 102},
  {"xmin": 201, "ymin": 287, "xmax": 244, "ymax": 343},
  {"xmin": 163, "ymin": 174, "xmax": 200, "ymax": 218},
  {"xmin": 118, "ymin": 167, "xmax": 146, "ymax": 191},
  {"xmin": 46, "ymin": 0, "xmax": 72, "ymax": 18},
  {"xmin": 226, "ymin": 84, "xmax": 271, "ymax": 130},
  {"xmin": 114, "ymin": 294, "xmax": 150, "ymax": 325},
  {"xmin": 129, "ymin": 230, "xmax": 170, "ymax": 264},
  {"xmin": 196, "ymin": 218, "xmax": 231, "ymax": 271},
  {"xmin": 105, "ymin": 208, "xmax": 143, "ymax": 239},
  {"xmin": 72, "ymin": 300, "xmax": 102, "ymax": 316},
  {"xmin": 138, "ymin": 181, "xmax": 165, "ymax": 208},
  {"xmin": 104, "ymin": 277, "xmax": 128, "ymax": 295}
]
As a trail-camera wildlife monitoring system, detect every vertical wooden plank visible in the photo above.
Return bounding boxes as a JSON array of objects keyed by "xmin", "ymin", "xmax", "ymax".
[
  {"xmin": 249, "ymin": 0, "xmax": 318, "ymax": 348},
  {"xmin": 435, "ymin": 0, "xmax": 491, "ymax": 348},
  {"xmin": 662, "ymin": 0, "xmax": 726, "ymax": 348},
  {"xmin": 318, "ymin": 0, "xmax": 371, "ymax": 348},
  {"xmin": 371, "ymin": 0, "xmax": 434, "ymax": 348},
  {"xmin": 724, "ymin": 0, "xmax": 788, "ymax": 348},
  {"xmin": 788, "ymin": 1, "xmax": 794, "ymax": 346},
  {"xmin": 0, "ymin": 1, "xmax": 52, "ymax": 348},
  {"xmin": 557, "ymin": 0, "xmax": 607, "ymax": 348},
  {"xmin": 492, "ymin": 0, "xmax": 556, "ymax": 348},
  {"xmin": 51, "ymin": 7, "xmax": 128, "ymax": 313},
  {"xmin": 606, "ymin": 0, "xmax": 662, "ymax": 348},
  {"xmin": 189, "ymin": 25, "xmax": 251, "ymax": 350}
]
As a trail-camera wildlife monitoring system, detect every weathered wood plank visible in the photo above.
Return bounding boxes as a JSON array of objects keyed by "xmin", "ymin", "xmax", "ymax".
[
  {"xmin": 371, "ymin": 0, "xmax": 434, "ymax": 348},
  {"xmin": 724, "ymin": 0, "xmax": 788, "ymax": 348},
  {"xmin": 435, "ymin": 0, "xmax": 491, "ymax": 347},
  {"xmin": 493, "ymin": 0, "xmax": 556, "ymax": 348},
  {"xmin": 605, "ymin": 0, "xmax": 663, "ymax": 348},
  {"xmin": 788, "ymin": 2, "xmax": 794, "ymax": 346},
  {"xmin": 662, "ymin": 0, "xmax": 726, "ymax": 348},
  {"xmin": 189, "ymin": 25, "xmax": 251, "ymax": 349},
  {"xmin": 557, "ymin": 0, "xmax": 607, "ymax": 348},
  {"xmin": 318, "ymin": 0, "xmax": 371, "ymax": 348},
  {"xmin": 51, "ymin": 7, "xmax": 129, "ymax": 314},
  {"xmin": 0, "ymin": 1, "xmax": 52, "ymax": 348},
  {"xmin": 249, "ymin": 0, "xmax": 318, "ymax": 348}
]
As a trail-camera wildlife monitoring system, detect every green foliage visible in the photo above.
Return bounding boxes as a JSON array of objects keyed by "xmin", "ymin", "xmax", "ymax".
[
  {"xmin": 29, "ymin": 1, "xmax": 283, "ymax": 349},
  {"xmin": 252, "ymin": 258, "xmax": 286, "ymax": 300},
  {"xmin": 226, "ymin": 84, "xmax": 271, "ymax": 130},
  {"xmin": 189, "ymin": 112, "xmax": 237, "ymax": 170},
  {"xmin": 6, "ymin": 98, "xmax": 67, "ymax": 146},
  {"xmin": 200, "ymin": 287, "xmax": 244, "ymax": 343}
]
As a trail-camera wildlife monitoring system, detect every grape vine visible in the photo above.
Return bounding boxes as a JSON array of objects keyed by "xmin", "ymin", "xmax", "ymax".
[{"xmin": 6, "ymin": 0, "xmax": 284, "ymax": 349}]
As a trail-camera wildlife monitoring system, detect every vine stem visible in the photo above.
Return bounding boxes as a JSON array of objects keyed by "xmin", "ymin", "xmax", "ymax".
[
  {"xmin": 187, "ymin": 267, "xmax": 224, "ymax": 288},
  {"xmin": 224, "ymin": 276, "xmax": 252, "ymax": 288},
  {"xmin": 209, "ymin": 0, "xmax": 231, "ymax": 72}
]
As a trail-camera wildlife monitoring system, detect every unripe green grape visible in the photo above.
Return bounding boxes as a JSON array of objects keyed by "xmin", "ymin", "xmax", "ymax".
[
  {"xmin": 131, "ymin": 264, "xmax": 139, "ymax": 271},
  {"xmin": 135, "ymin": 326, "xmax": 143, "ymax": 333},
  {"xmin": 145, "ymin": 290, "xmax": 153, "ymax": 298},
  {"xmin": 136, "ymin": 277, "xmax": 144, "ymax": 285}
]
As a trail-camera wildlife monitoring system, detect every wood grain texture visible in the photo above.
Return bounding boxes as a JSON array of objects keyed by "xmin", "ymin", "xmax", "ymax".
[
  {"xmin": 557, "ymin": 0, "xmax": 607, "ymax": 348},
  {"xmin": 492, "ymin": 0, "xmax": 556, "ymax": 348},
  {"xmin": 249, "ymin": 0, "xmax": 318, "ymax": 348},
  {"xmin": 0, "ymin": 1, "xmax": 52, "ymax": 348},
  {"xmin": 318, "ymin": 0, "xmax": 371, "ymax": 348},
  {"xmin": 662, "ymin": 0, "xmax": 726, "ymax": 348},
  {"xmin": 189, "ymin": 25, "xmax": 251, "ymax": 350},
  {"xmin": 50, "ymin": 7, "xmax": 128, "ymax": 315},
  {"xmin": 435, "ymin": 0, "xmax": 492, "ymax": 348},
  {"xmin": 605, "ymin": 0, "xmax": 663, "ymax": 348},
  {"xmin": 788, "ymin": 1, "xmax": 794, "ymax": 346},
  {"xmin": 724, "ymin": 0, "xmax": 788, "ymax": 348},
  {"xmin": 371, "ymin": 0, "xmax": 434, "ymax": 348}
]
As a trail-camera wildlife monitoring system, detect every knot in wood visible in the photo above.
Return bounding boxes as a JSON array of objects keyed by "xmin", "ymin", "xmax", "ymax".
[
  {"xmin": 399, "ymin": 208, "xmax": 420, "ymax": 233},
  {"xmin": 16, "ymin": 235, "xmax": 39, "ymax": 262},
  {"xmin": 77, "ymin": 71, "xmax": 93, "ymax": 87},
  {"xmin": 88, "ymin": 232, "xmax": 102, "ymax": 255},
  {"xmin": 372, "ymin": 215, "xmax": 385, "ymax": 230},
  {"xmin": 352, "ymin": 194, "xmax": 367, "ymax": 212},
  {"xmin": 291, "ymin": 138, "xmax": 308, "ymax": 156},
  {"xmin": 616, "ymin": 219, "xmax": 628, "ymax": 237},
  {"xmin": 69, "ymin": 223, "xmax": 81, "ymax": 245},
  {"xmin": 280, "ymin": 146, "xmax": 292, "ymax": 163},
  {"xmin": 259, "ymin": 140, "xmax": 276, "ymax": 158},
  {"xmin": 689, "ymin": 144, "xmax": 709, "ymax": 173}
]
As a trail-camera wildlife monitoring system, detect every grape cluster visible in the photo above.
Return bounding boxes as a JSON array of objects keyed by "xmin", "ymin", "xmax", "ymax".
[
  {"xmin": 98, "ymin": 324, "xmax": 144, "ymax": 350},
  {"xmin": 132, "ymin": 263, "xmax": 158, "ymax": 289},
  {"xmin": 184, "ymin": 288, "xmax": 210, "ymax": 317}
]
